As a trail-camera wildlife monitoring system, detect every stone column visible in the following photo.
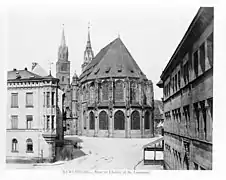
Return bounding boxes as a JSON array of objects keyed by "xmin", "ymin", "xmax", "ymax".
[
  {"xmin": 141, "ymin": 110, "xmax": 145, "ymax": 138},
  {"xmin": 94, "ymin": 110, "xmax": 98, "ymax": 137},
  {"xmin": 193, "ymin": 106, "xmax": 199, "ymax": 138},
  {"xmin": 198, "ymin": 102, "xmax": 205, "ymax": 140},
  {"xmin": 204, "ymin": 41, "xmax": 211, "ymax": 71},
  {"xmin": 127, "ymin": 109, "xmax": 131, "ymax": 138},
  {"xmin": 205, "ymin": 100, "xmax": 212, "ymax": 142},
  {"xmin": 109, "ymin": 109, "xmax": 113, "ymax": 137}
]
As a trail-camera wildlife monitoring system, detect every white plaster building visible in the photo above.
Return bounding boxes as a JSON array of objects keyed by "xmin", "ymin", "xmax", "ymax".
[{"xmin": 6, "ymin": 68, "xmax": 63, "ymax": 163}]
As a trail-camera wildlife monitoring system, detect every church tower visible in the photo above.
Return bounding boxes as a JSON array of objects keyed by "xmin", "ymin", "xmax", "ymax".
[
  {"xmin": 56, "ymin": 25, "xmax": 70, "ymax": 91},
  {"xmin": 81, "ymin": 23, "xmax": 94, "ymax": 72}
]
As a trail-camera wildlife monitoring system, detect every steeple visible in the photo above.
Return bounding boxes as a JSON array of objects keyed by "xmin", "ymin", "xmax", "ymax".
[
  {"xmin": 61, "ymin": 24, "xmax": 66, "ymax": 46},
  {"xmin": 56, "ymin": 24, "xmax": 70, "ymax": 92},
  {"xmin": 58, "ymin": 24, "xmax": 68, "ymax": 61},
  {"xmin": 81, "ymin": 22, "xmax": 94, "ymax": 72}
]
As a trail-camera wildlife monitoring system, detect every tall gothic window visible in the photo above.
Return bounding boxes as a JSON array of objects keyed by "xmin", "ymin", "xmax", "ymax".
[
  {"xmin": 114, "ymin": 110, "xmax": 125, "ymax": 130},
  {"xmin": 99, "ymin": 111, "xmax": 108, "ymax": 130},
  {"xmin": 144, "ymin": 111, "xmax": 150, "ymax": 129},
  {"xmin": 131, "ymin": 110, "xmax": 140, "ymax": 130},
  {"xmin": 115, "ymin": 80, "xmax": 124, "ymax": 101},
  {"xmin": 90, "ymin": 83, "xmax": 95, "ymax": 104},
  {"xmin": 102, "ymin": 81, "xmax": 109, "ymax": 101},
  {"xmin": 89, "ymin": 112, "xmax": 95, "ymax": 130},
  {"xmin": 130, "ymin": 82, "xmax": 137, "ymax": 103},
  {"xmin": 83, "ymin": 87, "xmax": 86, "ymax": 101}
]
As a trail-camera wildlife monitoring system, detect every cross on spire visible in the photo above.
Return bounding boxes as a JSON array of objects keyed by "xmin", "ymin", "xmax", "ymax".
[{"xmin": 48, "ymin": 60, "xmax": 54, "ymax": 75}]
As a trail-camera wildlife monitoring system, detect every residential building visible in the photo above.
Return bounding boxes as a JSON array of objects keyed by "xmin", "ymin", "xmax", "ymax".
[
  {"xmin": 7, "ymin": 68, "xmax": 63, "ymax": 162},
  {"xmin": 157, "ymin": 7, "xmax": 213, "ymax": 170}
]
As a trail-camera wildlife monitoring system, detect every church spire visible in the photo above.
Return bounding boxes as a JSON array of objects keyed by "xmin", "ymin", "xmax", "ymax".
[
  {"xmin": 58, "ymin": 24, "xmax": 68, "ymax": 61},
  {"xmin": 82, "ymin": 22, "xmax": 94, "ymax": 72},
  {"xmin": 61, "ymin": 24, "xmax": 66, "ymax": 46},
  {"xmin": 86, "ymin": 22, "xmax": 92, "ymax": 50}
]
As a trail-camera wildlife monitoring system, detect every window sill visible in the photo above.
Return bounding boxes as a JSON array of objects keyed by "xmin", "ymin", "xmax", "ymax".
[
  {"xmin": 11, "ymin": 106, "xmax": 19, "ymax": 108},
  {"xmin": 26, "ymin": 151, "xmax": 34, "ymax": 153},
  {"xmin": 11, "ymin": 150, "xmax": 19, "ymax": 153}
]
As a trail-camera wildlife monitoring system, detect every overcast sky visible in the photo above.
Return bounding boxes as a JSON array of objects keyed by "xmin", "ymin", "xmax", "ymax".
[{"xmin": 6, "ymin": 2, "xmax": 200, "ymax": 100}]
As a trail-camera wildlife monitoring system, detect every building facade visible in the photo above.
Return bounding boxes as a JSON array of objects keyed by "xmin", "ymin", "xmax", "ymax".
[
  {"xmin": 58, "ymin": 27, "xmax": 155, "ymax": 138},
  {"xmin": 7, "ymin": 69, "xmax": 63, "ymax": 162},
  {"xmin": 157, "ymin": 7, "xmax": 213, "ymax": 170}
]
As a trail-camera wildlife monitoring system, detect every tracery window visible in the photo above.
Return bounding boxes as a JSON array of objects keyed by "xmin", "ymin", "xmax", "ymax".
[
  {"xmin": 144, "ymin": 111, "xmax": 150, "ymax": 129},
  {"xmin": 130, "ymin": 82, "xmax": 137, "ymax": 103},
  {"xmin": 99, "ymin": 111, "xmax": 108, "ymax": 130},
  {"xmin": 114, "ymin": 110, "xmax": 125, "ymax": 130},
  {"xmin": 115, "ymin": 80, "xmax": 124, "ymax": 101},
  {"xmin": 90, "ymin": 84, "xmax": 95, "ymax": 104},
  {"xmin": 131, "ymin": 110, "xmax": 140, "ymax": 130},
  {"xmin": 89, "ymin": 112, "xmax": 95, "ymax": 130},
  {"xmin": 102, "ymin": 81, "xmax": 109, "ymax": 101}
]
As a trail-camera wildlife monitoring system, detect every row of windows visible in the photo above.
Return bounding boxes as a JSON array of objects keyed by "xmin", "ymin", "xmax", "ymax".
[
  {"xmin": 165, "ymin": 143, "xmax": 206, "ymax": 170},
  {"xmin": 11, "ymin": 93, "xmax": 33, "ymax": 108},
  {"xmin": 84, "ymin": 110, "xmax": 151, "ymax": 130},
  {"xmin": 10, "ymin": 115, "xmax": 33, "ymax": 129},
  {"xmin": 11, "ymin": 91, "xmax": 56, "ymax": 108},
  {"xmin": 165, "ymin": 98, "xmax": 213, "ymax": 141},
  {"xmin": 82, "ymin": 81, "xmax": 147, "ymax": 103},
  {"xmin": 163, "ymin": 33, "xmax": 213, "ymax": 98},
  {"xmin": 12, "ymin": 138, "xmax": 33, "ymax": 153},
  {"xmin": 165, "ymin": 143, "xmax": 189, "ymax": 170}
]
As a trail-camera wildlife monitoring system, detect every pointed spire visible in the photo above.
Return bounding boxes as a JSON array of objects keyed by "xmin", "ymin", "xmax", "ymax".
[
  {"xmin": 86, "ymin": 22, "xmax": 91, "ymax": 49},
  {"xmin": 61, "ymin": 24, "xmax": 66, "ymax": 46}
]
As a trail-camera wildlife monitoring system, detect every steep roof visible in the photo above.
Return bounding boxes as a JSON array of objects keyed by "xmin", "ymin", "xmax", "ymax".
[
  {"xmin": 79, "ymin": 37, "xmax": 147, "ymax": 82},
  {"xmin": 8, "ymin": 69, "xmax": 42, "ymax": 81},
  {"xmin": 7, "ymin": 69, "xmax": 58, "ymax": 82},
  {"xmin": 31, "ymin": 63, "xmax": 48, "ymax": 76}
]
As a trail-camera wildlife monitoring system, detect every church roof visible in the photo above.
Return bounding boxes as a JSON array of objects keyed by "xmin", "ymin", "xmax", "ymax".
[{"xmin": 79, "ymin": 37, "xmax": 147, "ymax": 82}]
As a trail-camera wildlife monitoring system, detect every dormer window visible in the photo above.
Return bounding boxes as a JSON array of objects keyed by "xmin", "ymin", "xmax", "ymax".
[
  {"xmin": 94, "ymin": 68, "xmax": 100, "ymax": 75},
  {"xmin": 130, "ymin": 69, "xmax": 134, "ymax": 73},
  {"xmin": 105, "ymin": 66, "xmax": 111, "ymax": 73},
  {"xmin": 117, "ymin": 64, "xmax": 123, "ymax": 72}
]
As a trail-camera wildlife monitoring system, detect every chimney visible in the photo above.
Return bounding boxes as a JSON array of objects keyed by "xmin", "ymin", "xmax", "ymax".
[
  {"xmin": 13, "ymin": 68, "xmax": 17, "ymax": 71},
  {"xmin": 24, "ymin": 67, "xmax": 27, "ymax": 71},
  {"xmin": 32, "ymin": 62, "xmax": 38, "ymax": 70}
]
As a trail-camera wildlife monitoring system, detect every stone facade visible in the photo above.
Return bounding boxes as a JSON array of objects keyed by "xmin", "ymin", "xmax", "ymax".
[
  {"xmin": 7, "ymin": 69, "xmax": 63, "ymax": 162},
  {"xmin": 157, "ymin": 7, "xmax": 213, "ymax": 170},
  {"xmin": 57, "ymin": 28, "xmax": 155, "ymax": 138}
]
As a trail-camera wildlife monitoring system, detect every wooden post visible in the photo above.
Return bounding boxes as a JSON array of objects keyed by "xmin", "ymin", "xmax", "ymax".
[
  {"xmin": 143, "ymin": 148, "xmax": 145, "ymax": 163},
  {"xmin": 154, "ymin": 144, "xmax": 156, "ymax": 161}
]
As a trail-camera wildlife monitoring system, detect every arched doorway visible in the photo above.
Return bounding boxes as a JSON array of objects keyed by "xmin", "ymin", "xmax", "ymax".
[
  {"xmin": 144, "ymin": 111, "xmax": 150, "ymax": 130},
  {"xmin": 89, "ymin": 112, "xmax": 95, "ymax": 130},
  {"xmin": 99, "ymin": 111, "xmax": 108, "ymax": 130},
  {"xmin": 131, "ymin": 110, "xmax": 140, "ymax": 130},
  {"xmin": 114, "ymin": 110, "xmax": 125, "ymax": 130}
]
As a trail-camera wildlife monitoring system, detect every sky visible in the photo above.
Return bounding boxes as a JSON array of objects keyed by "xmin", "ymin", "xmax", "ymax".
[{"xmin": 6, "ymin": 2, "xmax": 200, "ymax": 100}]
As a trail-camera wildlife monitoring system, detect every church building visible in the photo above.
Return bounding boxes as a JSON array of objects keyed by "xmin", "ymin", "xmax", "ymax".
[{"xmin": 56, "ymin": 25, "xmax": 155, "ymax": 138}]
